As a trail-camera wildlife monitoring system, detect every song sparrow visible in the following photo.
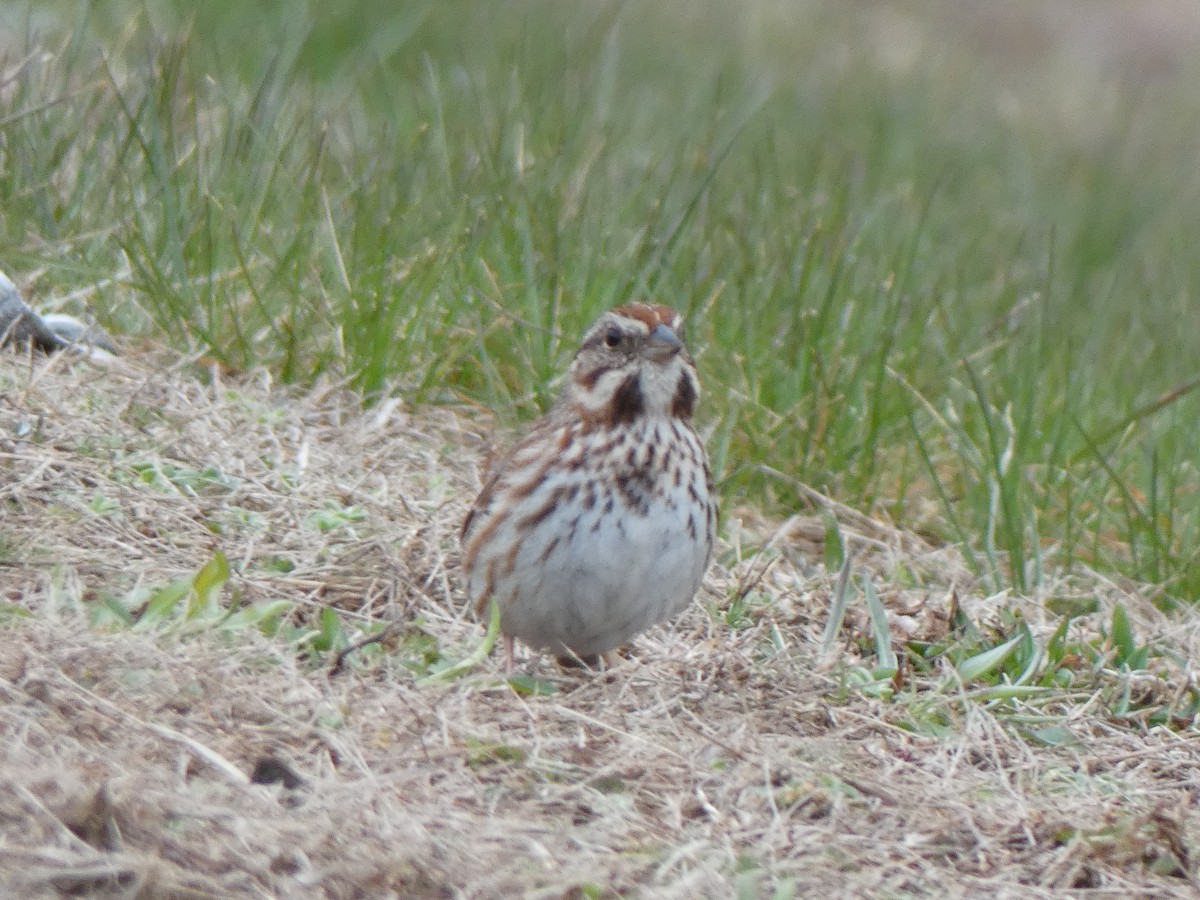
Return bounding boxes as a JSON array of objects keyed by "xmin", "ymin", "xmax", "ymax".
[{"xmin": 461, "ymin": 303, "xmax": 716, "ymax": 667}]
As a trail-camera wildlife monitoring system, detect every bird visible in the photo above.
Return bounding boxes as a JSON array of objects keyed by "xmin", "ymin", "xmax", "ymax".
[
  {"xmin": 461, "ymin": 303, "xmax": 716, "ymax": 668},
  {"xmin": 0, "ymin": 269, "xmax": 116, "ymax": 358}
]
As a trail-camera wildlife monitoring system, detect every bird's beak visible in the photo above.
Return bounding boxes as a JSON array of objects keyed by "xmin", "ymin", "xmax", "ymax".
[{"xmin": 644, "ymin": 323, "xmax": 683, "ymax": 361}]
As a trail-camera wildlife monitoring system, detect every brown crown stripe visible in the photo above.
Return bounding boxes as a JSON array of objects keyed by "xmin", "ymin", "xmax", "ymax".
[{"xmin": 611, "ymin": 303, "xmax": 682, "ymax": 333}]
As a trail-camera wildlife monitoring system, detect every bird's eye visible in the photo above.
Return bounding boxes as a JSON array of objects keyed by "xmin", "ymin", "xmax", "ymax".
[{"xmin": 604, "ymin": 327, "xmax": 623, "ymax": 348}]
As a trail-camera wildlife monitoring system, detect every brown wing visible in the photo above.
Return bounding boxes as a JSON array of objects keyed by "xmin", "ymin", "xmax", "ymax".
[
  {"xmin": 460, "ymin": 407, "xmax": 564, "ymax": 545},
  {"xmin": 460, "ymin": 443, "xmax": 507, "ymax": 543},
  {"xmin": 460, "ymin": 413, "xmax": 564, "ymax": 616}
]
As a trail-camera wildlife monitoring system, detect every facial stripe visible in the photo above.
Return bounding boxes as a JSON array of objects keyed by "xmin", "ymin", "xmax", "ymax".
[
  {"xmin": 608, "ymin": 373, "xmax": 644, "ymax": 425},
  {"xmin": 671, "ymin": 370, "xmax": 697, "ymax": 419}
]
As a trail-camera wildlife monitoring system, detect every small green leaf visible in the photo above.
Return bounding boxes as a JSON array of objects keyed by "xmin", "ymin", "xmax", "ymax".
[
  {"xmin": 94, "ymin": 594, "xmax": 135, "ymax": 628},
  {"xmin": 862, "ymin": 577, "xmax": 897, "ymax": 673},
  {"xmin": 1146, "ymin": 853, "xmax": 1187, "ymax": 878},
  {"xmin": 465, "ymin": 738, "xmax": 526, "ymax": 766},
  {"xmin": 955, "ymin": 633, "xmax": 1023, "ymax": 682},
  {"xmin": 258, "ymin": 555, "xmax": 295, "ymax": 574},
  {"xmin": 1046, "ymin": 617, "xmax": 1072, "ymax": 668},
  {"xmin": 845, "ymin": 665, "xmax": 894, "ymax": 700},
  {"xmin": 187, "ymin": 550, "xmax": 230, "ymax": 619},
  {"xmin": 135, "ymin": 576, "xmax": 191, "ymax": 628},
  {"xmin": 312, "ymin": 606, "xmax": 346, "ymax": 652},
  {"xmin": 256, "ymin": 600, "xmax": 293, "ymax": 635},
  {"xmin": 968, "ymin": 684, "xmax": 1047, "ymax": 700},
  {"xmin": 724, "ymin": 593, "xmax": 754, "ymax": 629},
  {"xmin": 420, "ymin": 598, "xmax": 503, "ymax": 684},
  {"xmin": 220, "ymin": 599, "xmax": 293, "ymax": 636},
  {"xmin": 1126, "ymin": 645, "xmax": 1151, "ymax": 671},
  {"xmin": 1027, "ymin": 725, "xmax": 1078, "ymax": 747},
  {"xmin": 819, "ymin": 554, "xmax": 854, "ymax": 659},
  {"xmin": 822, "ymin": 514, "xmax": 844, "ymax": 571},
  {"xmin": 1045, "ymin": 595, "xmax": 1099, "ymax": 618},
  {"xmin": 1011, "ymin": 623, "xmax": 1042, "ymax": 685},
  {"xmin": 1112, "ymin": 677, "xmax": 1133, "ymax": 717},
  {"xmin": 589, "ymin": 775, "xmax": 626, "ymax": 794},
  {"xmin": 0, "ymin": 601, "xmax": 33, "ymax": 623},
  {"xmin": 1110, "ymin": 604, "xmax": 1136, "ymax": 665},
  {"xmin": 507, "ymin": 674, "xmax": 558, "ymax": 696},
  {"xmin": 305, "ymin": 504, "xmax": 367, "ymax": 534},
  {"xmin": 88, "ymin": 495, "xmax": 122, "ymax": 517}
]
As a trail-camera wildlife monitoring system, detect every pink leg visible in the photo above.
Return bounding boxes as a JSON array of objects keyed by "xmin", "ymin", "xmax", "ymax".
[{"xmin": 505, "ymin": 635, "xmax": 516, "ymax": 672}]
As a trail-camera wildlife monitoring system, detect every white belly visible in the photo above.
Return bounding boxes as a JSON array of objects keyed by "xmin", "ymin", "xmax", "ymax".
[{"xmin": 494, "ymin": 430, "xmax": 711, "ymax": 656}]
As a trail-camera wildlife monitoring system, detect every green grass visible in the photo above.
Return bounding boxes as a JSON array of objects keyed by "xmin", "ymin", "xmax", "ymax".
[{"xmin": 4, "ymin": 1, "xmax": 1200, "ymax": 600}]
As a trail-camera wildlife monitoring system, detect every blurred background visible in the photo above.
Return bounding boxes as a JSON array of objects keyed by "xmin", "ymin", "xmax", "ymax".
[{"xmin": 1, "ymin": 1, "xmax": 1199, "ymax": 598}]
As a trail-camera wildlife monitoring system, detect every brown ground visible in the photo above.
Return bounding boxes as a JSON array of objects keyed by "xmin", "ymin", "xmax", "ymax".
[
  {"xmin": 4, "ymin": 3, "xmax": 1200, "ymax": 896},
  {"xmin": 3, "ymin": 347, "xmax": 1200, "ymax": 900}
]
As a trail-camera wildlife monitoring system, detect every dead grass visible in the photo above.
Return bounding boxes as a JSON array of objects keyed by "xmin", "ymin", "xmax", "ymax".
[{"xmin": 3, "ymin": 351, "xmax": 1200, "ymax": 899}]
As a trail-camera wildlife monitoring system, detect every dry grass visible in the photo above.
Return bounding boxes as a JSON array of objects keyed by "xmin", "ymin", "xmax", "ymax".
[{"xmin": 3, "ymin": 350, "xmax": 1200, "ymax": 899}]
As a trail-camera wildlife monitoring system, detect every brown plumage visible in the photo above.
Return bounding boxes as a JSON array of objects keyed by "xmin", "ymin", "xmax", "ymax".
[{"xmin": 461, "ymin": 304, "xmax": 716, "ymax": 667}]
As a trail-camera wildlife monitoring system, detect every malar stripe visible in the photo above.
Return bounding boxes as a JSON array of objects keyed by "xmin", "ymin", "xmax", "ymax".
[
  {"xmin": 671, "ymin": 370, "xmax": 697, "ymax": 419},
  {"xmin": 607, "ymin": 373, "xmax": 645, "ymax": 426}
]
